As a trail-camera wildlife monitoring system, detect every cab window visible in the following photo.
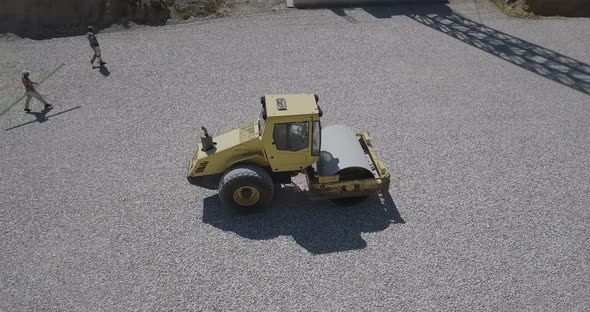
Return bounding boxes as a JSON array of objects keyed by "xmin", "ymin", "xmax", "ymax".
[
  {"xmin": 312, "ymin": 121, "xmax": 321, "ymax": 156},
  {"xmin": 289, "ymin": 122, "xmax": 309, "ymax": 151},
  {"xmin": 273, "ymin": 122, "xmax": 309, "ymax": 151},
  {"xmin": 273, "ymin": 124, "xmax": 288, "ymax": 150}
]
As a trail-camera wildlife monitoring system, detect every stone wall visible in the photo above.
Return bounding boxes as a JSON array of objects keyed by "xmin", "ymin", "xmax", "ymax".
[
  {"xmin": 527, "ymin": 0, "xmax": 590, "ymax": 16},
  {"xmin": 0, "ymin": 0, "xmax": 170, "ymax": 35}
]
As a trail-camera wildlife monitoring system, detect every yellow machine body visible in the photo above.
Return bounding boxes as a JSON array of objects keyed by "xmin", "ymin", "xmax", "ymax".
[
  {"xmin": 187, "ymin": 94, "xmax": 322, "ymax": 189},
  {"xmin": 187, "ymin": 93, "xmax": 390, "ymax": 203}
]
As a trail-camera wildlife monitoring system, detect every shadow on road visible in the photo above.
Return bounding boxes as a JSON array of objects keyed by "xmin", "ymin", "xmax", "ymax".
[
  {"xmin": 6, "ymin": 106, "xmax": 82, "ymax": 131},
  {"xmin": 338, "ymin": 4, "xmax": 590, "ymax": 96},
  {"xmin": 202, "ymin": 185, "xmax": 404, "ymax": 254},
  {"xmin": 97, "ymin": 64, "xmax": 111, "ymax": 77},
  {"xmin": 26, "ymin": 106, "xmax": 53, "ymax": 123},
  {"xmin": 330, "ymin": 8, "xmax": 359, "ymax": 23},
  {"xmin": 93, "ymin": 64, "xmax": 111, "ymax": 76}
]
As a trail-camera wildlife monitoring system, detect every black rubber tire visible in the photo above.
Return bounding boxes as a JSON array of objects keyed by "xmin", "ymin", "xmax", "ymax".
[
  {"xmin": 218, "ymin": 164, "xmax": 274, "ymax": 211},
  {"xmin": 329, "ymin": 196, "xmax": 370, "ymax": 206}
]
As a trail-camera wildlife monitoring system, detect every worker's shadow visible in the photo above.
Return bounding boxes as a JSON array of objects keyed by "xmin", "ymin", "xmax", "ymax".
[
  {"xmin": 202, "ymin": 186, "xmax": 404, "ymax": 255},
  {"xmin": 6, "ymin": 106, "xmax": 81, "ymax": 131},
  {"xmin": 26, "ymin": 106, "xmax": 53, "ymax": 123},
  {"xmin": 93, "ymin": 64, "xmax": 111, "ymax": 77}
]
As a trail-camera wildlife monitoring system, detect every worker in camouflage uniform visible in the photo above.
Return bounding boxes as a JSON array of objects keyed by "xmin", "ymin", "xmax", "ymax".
[{"xmin": 87, "ymin": 26, "xmax": 106, "ymax": 67}]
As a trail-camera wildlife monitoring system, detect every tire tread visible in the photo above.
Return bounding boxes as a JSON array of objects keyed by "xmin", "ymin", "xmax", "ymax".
[{"xmin": 218, "ymin": 164, "xmax": 273, "ymax": 210}]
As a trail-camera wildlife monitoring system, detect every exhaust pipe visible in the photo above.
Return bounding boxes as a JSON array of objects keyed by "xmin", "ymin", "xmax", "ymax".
[{"xmin": 201, "ymin": 126, "xmax": 216, "ymax": 151}]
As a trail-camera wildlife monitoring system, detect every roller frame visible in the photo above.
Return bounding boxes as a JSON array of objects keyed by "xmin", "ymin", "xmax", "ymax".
[{"xmin": 305, "ymin": 132, "xmax": 390, "ymax": 200}]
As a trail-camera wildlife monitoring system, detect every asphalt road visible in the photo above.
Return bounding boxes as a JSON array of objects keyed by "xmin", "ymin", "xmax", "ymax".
[{"xmin": 1, "ymin": 1, "xmax": 589, "ymax": 310}]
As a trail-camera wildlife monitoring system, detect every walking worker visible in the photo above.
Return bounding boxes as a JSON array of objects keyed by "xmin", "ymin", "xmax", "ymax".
[
  {"xmin": 87, "ymin": 26, "xmax": 106, "ymax": 67},
  {"xmin": 22, "ymin": 70, "xmax": 51, "ymax": 112}
]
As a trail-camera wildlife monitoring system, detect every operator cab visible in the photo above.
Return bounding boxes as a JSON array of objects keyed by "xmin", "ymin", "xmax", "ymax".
[{"xmin": 259, "ymin": 94, "xmax": 323, "ymax": 172}]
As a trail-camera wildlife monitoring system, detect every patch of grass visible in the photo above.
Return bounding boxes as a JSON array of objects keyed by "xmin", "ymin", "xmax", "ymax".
[
  {"xmin": 174, "ymin": 0, "xmax": 224, "ymax": 19},
  {"xmin": 490, "ymin": 0, "xmax": 536, "ymax": 18}
]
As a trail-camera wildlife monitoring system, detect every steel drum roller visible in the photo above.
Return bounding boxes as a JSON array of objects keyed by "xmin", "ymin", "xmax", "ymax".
[{"xmin": 317, "ymin": 125, "xmax": 374, "ymax": 180}]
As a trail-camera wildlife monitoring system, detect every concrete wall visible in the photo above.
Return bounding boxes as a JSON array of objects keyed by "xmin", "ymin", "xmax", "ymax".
[{"xmin": 0, "ymin": 0, "xmax": 170, "ymax": 35}]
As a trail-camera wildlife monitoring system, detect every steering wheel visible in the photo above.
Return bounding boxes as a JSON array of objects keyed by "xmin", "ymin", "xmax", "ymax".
[{"xmin": 295, "ymin": 125, "xmax": 304, "ymax": 136}]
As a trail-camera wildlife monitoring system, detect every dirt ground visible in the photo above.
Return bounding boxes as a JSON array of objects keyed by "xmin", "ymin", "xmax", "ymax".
[
  {"xmin": 173, "ymin": 0, "xmax": 287, "ymax": 19},
  {"xmin": 492, "ymin": 0, "xmax": 590, "ymax": 17},
  {"xmin": 145, "ymin": 0, "xmax": 289, "ymax": 32}
]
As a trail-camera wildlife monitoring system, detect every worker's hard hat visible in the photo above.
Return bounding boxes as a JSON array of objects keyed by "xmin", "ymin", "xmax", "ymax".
[
  {"xmin": 22, "ymin": 70, "xmax": 30, "ymax": 76},
  {"xmin": 88, "ymin": 26, "xmax": 95, "ymax": 31}
]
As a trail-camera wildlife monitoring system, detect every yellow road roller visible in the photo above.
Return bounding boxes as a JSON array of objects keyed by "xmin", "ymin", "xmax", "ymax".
[{"xmin": 187, "ymin": 94, "xmax": 390, "ymax": 210}]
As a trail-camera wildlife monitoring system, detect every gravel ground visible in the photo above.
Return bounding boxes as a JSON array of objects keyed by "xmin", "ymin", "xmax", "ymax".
[{"xmin": 1, "ymin": 1, "xmax": 589, "ymax": 310}]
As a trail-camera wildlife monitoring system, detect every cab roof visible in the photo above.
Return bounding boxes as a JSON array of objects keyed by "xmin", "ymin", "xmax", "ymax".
[{"xmin": 263, "ymin": 94, "xmax": 320, "ymax": 118}]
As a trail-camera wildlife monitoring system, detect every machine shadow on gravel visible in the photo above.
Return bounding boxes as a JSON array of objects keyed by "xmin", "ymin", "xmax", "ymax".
[
  {"xmin": 353, "ymin": 4, "xmax": 590, "ymax": 95},
  {"xmin": 202, "ymin": 186, "xmax": 404, "ymax": 255}
]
